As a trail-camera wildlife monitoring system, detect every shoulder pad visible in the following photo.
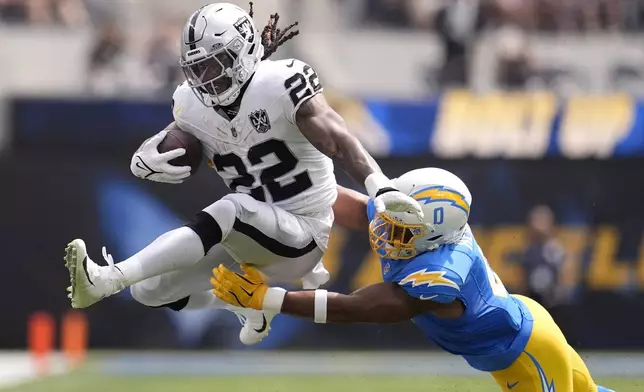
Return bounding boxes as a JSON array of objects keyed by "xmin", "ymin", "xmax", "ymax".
[
  {"xmin": 262, "ymin": 59, "xmax": 324, "ymax": 124},
  {"xmin": 171, "ymin": 82, "xmax": 194, "ymax": 122}
]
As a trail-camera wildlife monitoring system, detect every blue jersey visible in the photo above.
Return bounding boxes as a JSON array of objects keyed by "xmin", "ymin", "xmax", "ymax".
[{"xmin": 367, "ymin": 200, "xmax": 533, "ymax": 372}]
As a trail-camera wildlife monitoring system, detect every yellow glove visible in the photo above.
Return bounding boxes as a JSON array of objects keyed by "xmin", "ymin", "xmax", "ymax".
[{"xmin": 210, "ymin": 264, "xmax": 269, "ymax": 310}]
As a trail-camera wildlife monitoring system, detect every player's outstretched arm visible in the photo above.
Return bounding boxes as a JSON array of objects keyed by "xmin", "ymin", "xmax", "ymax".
[
  {"xmin": 211, "ymin": 264, "xmax": 445, "ymax": 324},
  {"xmin": 333, "ymin": 186, "xmax": 369, "ymax": 231},
  {"xmin": 296, "ymin": 94, "xmax": 381, "ymax": 185},
  {"xmin": 281, "ymin": 282, "xmax": 440, "ymax": 323},
  {"xmin": 295, "ymin": 94, "xmax": 423, "ymax": 220}
]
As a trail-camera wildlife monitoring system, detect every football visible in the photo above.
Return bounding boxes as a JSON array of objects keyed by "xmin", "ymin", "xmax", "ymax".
[{"xmin": 157, "ymin": 129, "xmax": 204, "ymax": 176}]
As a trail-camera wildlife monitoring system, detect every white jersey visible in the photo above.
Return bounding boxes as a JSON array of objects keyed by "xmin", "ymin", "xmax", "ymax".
[{"xmin": 172, "ymin": 59, "xmax": 337, "ymax": 215}]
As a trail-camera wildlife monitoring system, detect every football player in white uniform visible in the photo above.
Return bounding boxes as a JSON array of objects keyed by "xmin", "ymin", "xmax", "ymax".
[{"xmin": 64, "ymin": 2, "xmax": 422, "ymax": 345}]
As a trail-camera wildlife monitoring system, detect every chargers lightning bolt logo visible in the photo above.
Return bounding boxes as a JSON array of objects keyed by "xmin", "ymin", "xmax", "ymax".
[
  {"xmin": 525, "ymin": 352, "xmax": 555, "ymax": 392},
  {"xmin": 411, "ymin": 186, "xmax": 470, "ymax": 215},
  {"xmin": 398, "ymin": 269, "xmax": 460, "ymax": 290}
]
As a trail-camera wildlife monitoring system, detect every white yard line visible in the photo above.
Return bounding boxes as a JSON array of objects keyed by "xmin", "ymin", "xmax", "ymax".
[{"xmin": 0, "ymin": 352, "xmax": 68, "ymax": 390}]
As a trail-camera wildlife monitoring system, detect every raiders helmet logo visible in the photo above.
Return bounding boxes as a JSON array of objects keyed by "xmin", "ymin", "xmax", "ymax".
[
  {"xmin": 249, "ymin": 109, "xmax": 271, "ymax": 133},
  {"xmin": 234, "ymin": 17, "xmax": 254, "ymax": 43}
]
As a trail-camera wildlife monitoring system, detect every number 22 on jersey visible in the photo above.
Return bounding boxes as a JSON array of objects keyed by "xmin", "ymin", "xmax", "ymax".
[
  {"xmin": 212, "ymin": 139, "xmax": 314, "ymax": 203},
  {"xmin": 211, "ymin": 63, "xmax": 322, "ymax": 204}
]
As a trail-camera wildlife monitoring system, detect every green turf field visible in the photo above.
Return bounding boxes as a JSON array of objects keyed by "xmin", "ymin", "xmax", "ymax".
[
  {"xmin": 3, "ymin": 351, "xmax": 642, "ymax": 391},
  {"xmin": 5, "ymin": 373, "xmax": 641, "ymax": 392}
]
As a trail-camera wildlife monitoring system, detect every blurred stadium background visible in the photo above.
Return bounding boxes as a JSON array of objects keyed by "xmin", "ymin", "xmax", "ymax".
[{"xmin": 2, "ymin": 0, "xmax": 644, "ymax": 390}]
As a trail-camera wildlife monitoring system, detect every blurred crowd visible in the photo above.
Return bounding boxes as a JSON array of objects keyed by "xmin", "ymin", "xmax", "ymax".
[
  {"xmin": 0, "ymin": 0, "xmax": 92, "ymax": 26},
  {"xmin": 0, "ymin": 0, "xmax": 183, "ymax": 97},
  {"xmin": 360, "ymin": 0, "xmax": 644, "ymax": 91},
  {"xmin": 2, "ymin": 0, "xmax": 629, "ymax": 33},
  {"xmin": 2, "ymin": 0, "xmax": 644, "ymax": 97},
  {"xmin": 86, "ymin": 18, "xmax": 183, "ymax": 97},
  {"xmin": 361, "ymin": 0, "xmax": 624, "ymax": 32}
]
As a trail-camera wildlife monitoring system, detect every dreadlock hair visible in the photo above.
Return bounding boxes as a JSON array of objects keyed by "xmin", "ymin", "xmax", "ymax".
[{"xmin": 248, "ymin": 2, "xmax": 299, "ymax": 60}]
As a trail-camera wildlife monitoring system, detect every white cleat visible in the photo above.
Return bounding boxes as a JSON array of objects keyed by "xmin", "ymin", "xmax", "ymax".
[
  {"xmin": 235, "ymin": 308, "xmax": 276, "ymax": 346},
  {"xmin": 64, "ymin": 239, "xmax": 125, "ymax": 309}
]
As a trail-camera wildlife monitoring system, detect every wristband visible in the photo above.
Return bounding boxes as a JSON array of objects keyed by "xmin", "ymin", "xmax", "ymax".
[
  {"xmin": 365, "ymin": 172, "xmax": 395, "ymax": 199},
  {"xmin": 314, "ymin": 289, "xmax": 328, "ymax": 324},
  {"xmin": 375, "ymin": 187, "xmax": 397, "ymax": 197},
  {"xmin": 263, "ymin": 287, "xmax": 287, "ymax": 313}
]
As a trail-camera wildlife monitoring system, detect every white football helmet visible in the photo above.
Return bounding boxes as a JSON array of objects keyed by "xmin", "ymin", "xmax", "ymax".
[
  {"xmin": 369, "ymin": 168, "xmax": 472, "ymax": 260},
  {"xmin": 180, "ymin": 3, "xmax": 264, "ymax": 107}
]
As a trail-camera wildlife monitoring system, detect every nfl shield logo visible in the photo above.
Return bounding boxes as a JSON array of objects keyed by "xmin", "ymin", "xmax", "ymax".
[{"xmin": 249, "ymin": 109, "xmax": 271, "ymax": 133}]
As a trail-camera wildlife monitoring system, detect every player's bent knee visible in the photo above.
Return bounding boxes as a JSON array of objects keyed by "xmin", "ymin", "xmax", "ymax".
[
  {"xmin": 130, "ymin": 282, "xmax": 163, "ymax": 307},
  {"xmin": 185, "ymin": 199, "xmax": 237, "ymax": 252},
  {"xmin": 221, "ymin": 193, "xmax": 260, "ymax": 216}
]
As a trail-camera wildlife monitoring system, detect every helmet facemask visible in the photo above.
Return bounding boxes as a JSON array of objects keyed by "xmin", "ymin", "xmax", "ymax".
[
  {"xmin": 181, "ymin": 37, "xmax": 252, "ymax": 107},
  {"xmin": 370, "ymin": 168, "xmax": 473, "ymax": 260},
  {"xmin": 369, "ymin": 213, "xmax": 431, "ymax": 260}
]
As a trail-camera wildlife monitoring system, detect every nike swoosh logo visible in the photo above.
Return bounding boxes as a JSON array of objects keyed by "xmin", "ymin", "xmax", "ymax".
[
  {"xmin": 419, "ymin": 294, "xmax": 438, "ymax": 300},
  {"xmin": 507, "ymin": 381, "xmax": 519, "ymax": 390},
  {"xmin": 135, "ymin": 157, "xmax": 160, "ymax": 179},
  {"xmin": 135, "ymin": 161, "xmax": 149, "ymax": 173},
  {"xmin": 253, "ymin": 314, "xmax": 267, "ymax": 333},
  {"xmin": 286, "ymin": 59, "xmax": 295, "ymax": 68},
  {"xmin": 81, "ymin": 256, "xmax": 94, "ymax": 286}
]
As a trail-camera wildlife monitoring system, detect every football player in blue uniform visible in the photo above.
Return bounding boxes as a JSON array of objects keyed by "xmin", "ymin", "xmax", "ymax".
[{"xmin": 211, "ymin": 167, "xmax": 614, "ymax": 392}]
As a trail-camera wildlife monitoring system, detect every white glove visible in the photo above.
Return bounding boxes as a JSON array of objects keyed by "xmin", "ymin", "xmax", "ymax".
[
  {"xmin": 365, "ymin": 172, "xmax": 424, "ymax": 220},
  {"xmin": 130, "ymin": 131, "xmax": 191, "ymax": 184}
]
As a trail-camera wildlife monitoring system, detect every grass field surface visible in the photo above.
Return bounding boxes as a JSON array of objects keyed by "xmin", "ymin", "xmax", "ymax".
[
  {"xmin": 6, "ymin": 373, "xmax": 642, "ymax": 392},
  {"xmin": 2, "ymin": 351, "xmax": 643, "ymax": 392}
]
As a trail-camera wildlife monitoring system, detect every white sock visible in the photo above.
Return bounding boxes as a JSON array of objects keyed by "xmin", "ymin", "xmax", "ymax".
[
  {"xmin": 184, "ymin": 290, "xmax": 238, "ymax": 310},
  {"xmin": 116, "ymin": 227, "xmax": 206, "ymax": 286}
]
